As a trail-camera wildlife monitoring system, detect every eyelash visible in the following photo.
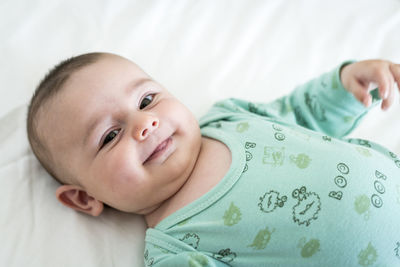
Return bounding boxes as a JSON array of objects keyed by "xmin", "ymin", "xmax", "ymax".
[
  {"xmin": 139, "ymin": 93, "xmax": 155, "ymax": 110},
  {"xmin": 99, "ymin": 93, "xmax": 156, "ymax": 149}
]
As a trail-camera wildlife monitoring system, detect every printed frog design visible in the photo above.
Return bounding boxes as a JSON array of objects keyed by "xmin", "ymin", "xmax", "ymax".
[
  {"xmin": 180, "ymin": 233, "xmax": 200, "ymax": 249},
  {"xmin": 292, "ymin": 186, "xmax": 321, "ymax": 226},
  {"xmin": 354, "ymin": 194, "xmax": 371, "ymax": 221},
  {"xmin": 358, "ymin": 242, "xmax": 378, "ymax": 266},
  {"xmin": 258, "ymin": 190, "xmax": 287, "ymax": 213},
  {"xmin": 322, "ymin": 136, "xmax": 332, "ymax": 142},
  {"xmin": 248, "ymin": 103, "xmax": 268, "ymax": 116},
  {"xmin": 297, "ymin": 237, "xmax": 320, "ymax": 258},
  {"xmin": 263, "ymin": 146, "xmax": 285, "ymax": 167},
  {"xmin": 343, "ymin": 116, "xmax": 354, "ymax": 123},
  {"xmin": 289, "ymin": 153, "xmax": 311, "ymax": 169},
  {"xmin": 375, "ymin": 170, "xmax": 387, "ymax": 180},
  {"xmin": 245, "ymin": 142, "xmax": 256, "ymax": 149},
  {"xmin": 248, "ymin": 226, "xmax": 275, "ymax": 250},
  {"xmin": 188, "ymin": 253, "xmax": 209, "ymax": 267},
  {"xmin": 305, "ymin": 92, "xmax": 326, "ymax": 121},
  {"xmin": 395, "ymin": 242, "xmax": 400, "ymax": 259},
  {"xmin": 212, "ymin": 248, "xmax": 237, "ymax": 263},
  {"xmin": 355, "ymin": 147, "xmax": 372, "ymax": 157},
  {"xmin": 223, "ymin": 202, "xmax": 242, "ymax": 226},
  {"xmin": 357, "ymin": 139, "xmax": 371, "ymax": 148},
  {"xmin": 236, "ymin": 122, "xmax": 249, "ymax": 133},
  {"xmin": 144, "ymin": 249, "xmax": 154, "ymax": 267}
]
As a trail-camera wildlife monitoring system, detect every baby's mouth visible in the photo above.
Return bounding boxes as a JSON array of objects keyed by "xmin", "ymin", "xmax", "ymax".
[{"xmin": 144, "ymin": 137, "xmax": 172, "ymax": 164}]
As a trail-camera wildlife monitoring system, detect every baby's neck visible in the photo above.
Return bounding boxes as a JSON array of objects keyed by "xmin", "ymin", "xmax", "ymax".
[{"xmin": 144, "ymin": 136, "xmax": 232, "ymax": 228}]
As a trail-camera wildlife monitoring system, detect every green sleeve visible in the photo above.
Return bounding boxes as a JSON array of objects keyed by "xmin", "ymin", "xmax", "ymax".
[{"xmin": 203, "ymin": 62, "xmax": 382, "ymax": 139}]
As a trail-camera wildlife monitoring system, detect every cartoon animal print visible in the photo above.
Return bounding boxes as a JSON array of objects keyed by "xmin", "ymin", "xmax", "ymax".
[
  {"xmin": 272, "ymin": 124, "xmax": 283, "ymax": 131},
  {"xmin": 211, "ymin": 122, "xmax": 222, "ymax": 128},
  {"xmin": 370, "ymin": 170, "xmax": 387, "ymax": 209},
  {"xmin": 388, "ymin": 150, "xmax": 400, "ymax": 167},
  {"xmin": 289, "ymin": 153, "xmax": 311, "ymax": 169},
  {"xmin": 243, "ymin": 142, "xmax": 256, "ymax": 173},
  {"xmin": 343, "ymin": 116, "xmax": 354, "ymax": 123},
  {"xmin": 236, "ymin": 122, "xmax": 249, "ymax": 133},
  {"xmin": 272, "ymin": 124, "xmax": 285, "ymax": 141},
  {"xmin": 274, "ymin": 98, "xmax": 293, "ymax": 116},
  {"xmin": 144, "ymin": 249, "xmax": 154, "ymax": 267},
  {"xmin": 248, "ymin": 226, "xmax": 275, "ymax": 250},
  {"xmin": 337, "ymin": 163, "xmax": 349, "ymax": 175},
  {"xmin": 374, "ymin": 180, "xmax": 385, "ymax": 194},
  {"xmin": 245, "ymin": 151, "xmax": 253, "ymax": 161},
  {"xmin": 292, "ymin": 186, "xmax": 321, "ymax": 226},
  {"xmin": 371, "ymin": 194, "xmax": 383, "ymax": 208},
  {"xmin": 294, "ymin": 106, "xmax": 310, "ymax": 129},
  {"xmin": 395, "ymin": 242, "xmax": 400, "ymax": 259},
  {"xmin": 212, "ymin": 248, "xmax": 237, "ymax": 263},
  {"xmin": 245, "ymin": 142, "xmax": 256, "ymax": 149},
  {"xmin": 223, "ymin": 202, "xmax": 242, "ymax": 226},
  {"xmin": 334, "ymin": 176, "xmax": 347, "ymax": 188},
  {"xmin": 188, "ymin": 253, "xmax": 209, "ymax": 267},
  {"xmin": 258, "ymin": 190, "xmax": 287, "ymax": 213},
  {"xmin": 357, "ymin": 139, "xmax": 371, "ymax": 148},
  {"xmin": 395, "ymin": 159, "xmax": 400, "ymax": 168},
  {"xmin": 375, "ymin": 170, "xmax": 387, "ymax": 180},
  {"xmin": 358, "ymin": 242, "xmax": 378, "ymax": 266},
  {"xmin": 248, "ymin": 103, "xmax": 268, "ymax": 116},
  {"xmin": 305, "ymin": 92, "xmax": 327, "ymax": 121},
  {"xmin": 180, "ymin": 233, "xmax": 200, "ymax": 249},
  {"xmin": 263, "ymin": 146, "xmax": 285, "ymax": 167},
  {"xmin": 355, "ymin": 147, "xmax": 372, "ymax": 157},
  {"xmin": 274, "ymin": 132, "xmax": 285, "ymax": 141},
  {"xmin": 354, "ymin": 194, "xmax": 371, "ymax": 221},
  {"xmin": 297, "ymin": 237, "xmax": 320, "ymax": 258},
  {"xmin": 328, "ymin": 191, "xmax": 343, "ymax": 200},
  {"xmin": 322, "ymin": 136, "xmax": 332, "ymax": 142}
]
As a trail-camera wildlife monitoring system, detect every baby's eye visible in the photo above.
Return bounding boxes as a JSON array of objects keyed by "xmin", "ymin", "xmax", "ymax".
[
  {"xmin": 101, "ymin": 129, "xmax": 119, "ymax": 148},
  {"xmin": 139, "ymin": 94, "xmax": 155, "ymax": 110}
]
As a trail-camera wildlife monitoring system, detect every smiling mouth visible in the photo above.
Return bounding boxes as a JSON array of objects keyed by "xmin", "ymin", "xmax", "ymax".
[{"xmin": 144, "ymin": 137, "xmax": 173, "ymax": 164}]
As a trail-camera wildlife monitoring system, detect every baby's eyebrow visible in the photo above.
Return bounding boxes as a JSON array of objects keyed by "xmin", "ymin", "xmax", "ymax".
[{"xmin": 82, "ymin": 77, "xmax": 153, "ymax": 148}]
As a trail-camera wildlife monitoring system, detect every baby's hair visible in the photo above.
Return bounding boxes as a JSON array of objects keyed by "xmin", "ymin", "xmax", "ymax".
[{"xmin": 27, "ymin": 52, "xmax": 105, "ymax": 184}]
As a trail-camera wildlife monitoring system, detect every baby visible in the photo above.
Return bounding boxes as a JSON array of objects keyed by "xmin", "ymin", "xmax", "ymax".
[{"xmin": 27, "ymin": 52, "xmax": 400, "ymax": 266}]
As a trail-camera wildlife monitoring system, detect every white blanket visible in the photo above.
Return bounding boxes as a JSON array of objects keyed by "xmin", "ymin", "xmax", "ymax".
[{"xmin": 1, "ymin": 1, "xmax": 399, "ymax": 266}]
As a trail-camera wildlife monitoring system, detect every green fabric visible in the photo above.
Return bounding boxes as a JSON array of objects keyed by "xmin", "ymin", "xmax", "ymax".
[{"xmin": 144, "ymin": 63, "xmax": 400, "ymax": 266}]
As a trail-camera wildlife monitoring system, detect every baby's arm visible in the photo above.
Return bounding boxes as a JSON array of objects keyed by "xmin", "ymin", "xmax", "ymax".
[
  {"xmin": 340, "ymin": 60, "xmax": 400, "ymax": 110},
  {"xmin": 202, "ymin": 60, "xmax": 399, "ymax": 139}
]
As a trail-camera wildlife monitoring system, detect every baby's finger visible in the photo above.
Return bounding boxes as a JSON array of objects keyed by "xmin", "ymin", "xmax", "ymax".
[
  {"xmin": 389, "ymin": 63, "xmax": 400, "ymax": 93},
  {"xmin": 381, "ymin": 79, "xmax": 394, "ymax": 110},
  {"xmin": 351, "ymin": 79, "xmax": 372, "ymax": 107},
  {"xmin": 375, "ymin": 71, "xmax": 391, "ymax": 101}
]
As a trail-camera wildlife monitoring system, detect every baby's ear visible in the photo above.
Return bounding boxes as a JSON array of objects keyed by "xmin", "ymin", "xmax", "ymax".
[{"xmin": 55, "ymin": 185, "xmax": 104, "ymax": 216}]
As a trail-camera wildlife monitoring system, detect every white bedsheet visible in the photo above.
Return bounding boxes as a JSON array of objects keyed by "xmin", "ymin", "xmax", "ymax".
[{"xmin": 1, "ymin": 1, "xmax": 400, "ymax": 266}]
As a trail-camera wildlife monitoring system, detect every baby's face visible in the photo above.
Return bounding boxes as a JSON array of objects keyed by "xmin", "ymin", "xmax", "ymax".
[{"xmin": 44, "ymin": 55, "xmax": 201, "ymax": 214}]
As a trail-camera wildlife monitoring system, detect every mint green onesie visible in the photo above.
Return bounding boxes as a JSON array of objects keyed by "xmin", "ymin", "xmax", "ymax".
[{"xmin": 144, "ymin": 63, "xmax": 400, "ymax": 267}]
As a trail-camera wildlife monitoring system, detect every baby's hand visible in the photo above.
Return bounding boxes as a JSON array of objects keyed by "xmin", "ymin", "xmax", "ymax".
[{"xmin": 340, "ymin": 60, "xmax": 400, "ymax": 110}]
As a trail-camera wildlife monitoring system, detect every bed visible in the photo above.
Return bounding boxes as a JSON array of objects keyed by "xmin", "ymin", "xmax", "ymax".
[{"xmin": 1, "ymin": 0, "xmax": 399, "ymax": 266}]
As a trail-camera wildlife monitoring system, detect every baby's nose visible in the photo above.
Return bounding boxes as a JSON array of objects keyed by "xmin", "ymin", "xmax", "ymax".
[{"xmin": 134, "ymin": 115, "xmax": 159, "ymax": 141}]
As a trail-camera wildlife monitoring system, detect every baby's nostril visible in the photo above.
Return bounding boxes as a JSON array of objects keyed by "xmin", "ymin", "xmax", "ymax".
[
  {"xmin": 142, "ymin": 129, "xmax": 148, "ymax": 137},
  {"xmin": 152, "ymin": 121, "xmax": 157, "ymax": 127}
]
